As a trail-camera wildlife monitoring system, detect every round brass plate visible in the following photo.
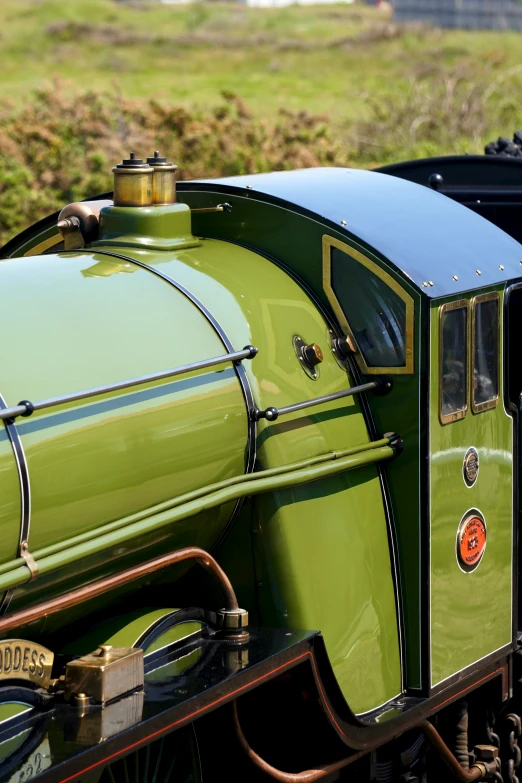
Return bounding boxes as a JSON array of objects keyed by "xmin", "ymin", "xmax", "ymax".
[{"xmin": 463, "ymin": 447, "xmax": 479, "ymax": 487}]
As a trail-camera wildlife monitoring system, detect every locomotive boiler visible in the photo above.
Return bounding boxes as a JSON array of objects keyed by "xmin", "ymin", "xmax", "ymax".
[{"xmin": 0, "ymin": 148, "xmax": 522, "ymax": 782}]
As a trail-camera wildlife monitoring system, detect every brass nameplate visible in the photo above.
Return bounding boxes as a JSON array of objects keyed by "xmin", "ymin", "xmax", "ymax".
[{"xmin": 0, "ymin": 639, "xmax": 54, "ymax": 689}]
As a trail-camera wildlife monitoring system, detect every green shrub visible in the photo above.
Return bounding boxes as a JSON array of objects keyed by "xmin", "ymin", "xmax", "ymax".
[{"xmin": 0, "ymin": 86, "xmax": 349, "ymax": 246}]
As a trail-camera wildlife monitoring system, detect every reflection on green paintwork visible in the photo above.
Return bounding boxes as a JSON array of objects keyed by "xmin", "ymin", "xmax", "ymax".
[
  {"xmin": 374, "ymin": 707, "xmax": 402, "ymax": 723},
  {"xmin": 0, "ymin": 728, "xmax": 32, "ymax": 765},
  {"xmin": 145, "ymin": 621, "xmax": 203, "ymax": 655},
  {"xmin": 429, "ymin": 289, "xmax": 512, "ymax": 687},
  {"xmin": 0, "ymin": 704, "xmax": 31, "ymax": 728},
  {"xmin": 60, "ymin": 609, "xmax": 202, "ymax": 656},
  {"xmin": 146, "ymin": 648, "xmax": 202, "ymax": 682},
  {"xmin": 3, "ymin": 736, "xmax": 51, "ymax": 782}
]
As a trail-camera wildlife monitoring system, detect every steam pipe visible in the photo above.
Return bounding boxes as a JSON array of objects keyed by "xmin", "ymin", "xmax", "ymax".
[
  {"xmin": 0, "ymin": 547, "xmax": 238, "ymax": 635},
  {"xmin": 0, "ymin": 439, "xmax": 398, "ymax": 591},
  {"xmin": 232, "ymin": 706, "xmax": 498, "ymax": 783}
]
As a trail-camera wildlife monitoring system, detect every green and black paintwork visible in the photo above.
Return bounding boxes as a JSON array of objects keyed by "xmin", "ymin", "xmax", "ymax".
[{"xmin": 0, "ymin": 158, "xmax": 521, "ymax": 781}]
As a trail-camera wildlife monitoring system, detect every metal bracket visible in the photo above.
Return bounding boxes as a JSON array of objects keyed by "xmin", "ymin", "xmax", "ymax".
[
  {"xmin": 20, "ymin": 541, "xmax": 39, "ymax": 580},
  {"xmin": 191, "ymin": 202, "xmax": 232, "ymax": 214},
  {"xmin": 57, "ymin": 216, "xmax": 85, "ymax": 251},
  {"xmin": 254, "ymin": 378, "xmax": 390, "ymax": 422}
]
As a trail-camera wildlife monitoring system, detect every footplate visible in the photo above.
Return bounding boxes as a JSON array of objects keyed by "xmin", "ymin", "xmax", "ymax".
[{"xmin": 0, "ymin": 628, "xmax": 317, "ymax": 782}]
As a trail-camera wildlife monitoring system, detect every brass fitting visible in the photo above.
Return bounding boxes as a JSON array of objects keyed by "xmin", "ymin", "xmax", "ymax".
[
  {"xmin": 147, "ymin": 150, "xmax": 178, "ymax": 206},
  {"xmin": 112, "ymin": 153, "xmax": 153, "ymax": 208},
  {"xmin": 58, "ymin": 200, "xmax": 113, "ymax": 249},
  {"xmin": 206, "ymin": 607, "xmax": 249, "ymax": 643}
]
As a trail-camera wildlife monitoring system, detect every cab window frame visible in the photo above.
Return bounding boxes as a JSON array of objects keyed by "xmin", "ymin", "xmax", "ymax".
[
  {"xmin": 439, "ymin": 299, "xmax": 469, "ymax": 426},
  {"xmin": 322, "ymin": 235, "xmax": 415, "ymax": 375},
  {"xmin": 471, "ymin": 291, "xmax": 500, "ymax": 414}
]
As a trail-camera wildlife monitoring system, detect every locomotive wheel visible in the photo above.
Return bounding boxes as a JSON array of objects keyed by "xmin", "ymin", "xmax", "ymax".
[{"xmin": 97, "ymin": 725, "xmax": 202, "ymax": 783}]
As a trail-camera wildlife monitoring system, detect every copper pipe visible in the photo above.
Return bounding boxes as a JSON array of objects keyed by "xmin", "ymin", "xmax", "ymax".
[
  {"xmin": 0, "ymin": 547, "xmax": 237, "ymax": 634},
  {"xmin": 233, "ymin": 705, "xmax": 497, "ymax": 783},
  {"xmin": 420, "ymin": 721, "xmax": 496, "ymax": 781},
  {"xmin": 232, "ymin": 701, "xmax": 369, "ymax": 782}
]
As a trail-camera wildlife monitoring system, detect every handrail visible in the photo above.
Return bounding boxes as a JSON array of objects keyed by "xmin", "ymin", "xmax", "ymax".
[
  {"xmin": 0, "ymin": 437, "xmax": 400, "ymax": 592},
  {"xmin": 0, "ymin": 345, "xmax": 258, "ymax": 422},
  {"xmin": 254, "ymin": 379, "xmax": 391, "ymax": 422}
]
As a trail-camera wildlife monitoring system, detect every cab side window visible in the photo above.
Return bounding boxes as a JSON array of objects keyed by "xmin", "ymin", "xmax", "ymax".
[
  {"xmin": 472, "ymin": 293, "xmax": 499, "ymax": 412},
  {"xmin": 440, "ymin": 301, "xmax": 468, "ymax": 425}
]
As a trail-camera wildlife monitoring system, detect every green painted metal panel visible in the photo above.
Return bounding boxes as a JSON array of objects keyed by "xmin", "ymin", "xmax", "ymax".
[
  {"xmin": 429, "ymin": 289, "xmax": 513, "ymax": 687},
  {"xmin": 0, "ymin": 252, "xmax": 246, "ymax": 565},
  {"xmin": 181, "ymin": 192, "xmax": 425, "ymax": 690},
  {"xmin": 116, "ymin": 238, "xmax": 401, "ymax": 715}
]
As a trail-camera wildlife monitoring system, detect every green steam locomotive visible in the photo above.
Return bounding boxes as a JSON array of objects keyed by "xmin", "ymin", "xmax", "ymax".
[{"xmin": 0, "ymin": 148, "xmax": 521, "ymax": 782}]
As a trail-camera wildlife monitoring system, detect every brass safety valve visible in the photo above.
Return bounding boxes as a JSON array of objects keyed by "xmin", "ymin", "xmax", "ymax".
[
  {"xmin": 112, "ymin": 153, "xmax": 154, "ymax": 208},
  {"xmin": 147, "ymin": 151, "xmax": 178, "ymax": 206}
]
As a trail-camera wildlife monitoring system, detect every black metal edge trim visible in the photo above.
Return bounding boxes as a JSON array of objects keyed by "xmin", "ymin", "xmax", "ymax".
[
  {"xmin": 376, "ymin": 155, "xmax": 522, "ymax": 175},
  {"xmin": 504, "ymin": 282, "xmax": 522, "ymax": 649},
  {"xmin": 418, "ymin": 296, "xmax": 431, "ymax": 695},
  {"xmin": 306, "ymin": 633, "xmax": 509, "ymax": 748},
  {"xmin": 426, "ymin": 643, "xmax": 513, "ymax": 699},
  {"xmin": 0, "ymin": 394, "xmax": 31, "ymax": 615},
  {"xmin": 89, "ymin": 250, "xmax": 257, "ymax": 552}
]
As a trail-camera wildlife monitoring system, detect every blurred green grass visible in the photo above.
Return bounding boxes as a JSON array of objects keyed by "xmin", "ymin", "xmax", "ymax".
[
  {"xmin": 0, "ymin": 0, "xmax": 521, "ymax": 244},
  {"xmin": 1, "ymin": 0, "xmax": 521, "ymax": 123}
]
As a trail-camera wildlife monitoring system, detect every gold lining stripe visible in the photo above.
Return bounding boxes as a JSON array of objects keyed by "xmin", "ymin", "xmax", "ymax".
[
  {"xmin": 471, "ymin": 291, "xmax": 500, "ymax": 414},
  {"xmin": 23, "ymin": 233, "xmax": 61, "ymax": 257},
  {"xmin": 439, "ymin": 299, "xmax": 469, "ymax": 426},
  {"xmin": 322, "ymin": 235, "xmax": 414, "ymax": 375}
]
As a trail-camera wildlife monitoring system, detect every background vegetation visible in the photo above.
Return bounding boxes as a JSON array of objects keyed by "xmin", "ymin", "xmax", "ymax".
[{"xmin": 1, "ymin": 0, "xmax": 521, "ymax": 245}]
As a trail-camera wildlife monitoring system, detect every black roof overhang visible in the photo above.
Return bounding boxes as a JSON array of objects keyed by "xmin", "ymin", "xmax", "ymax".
[{"xmin": 181, "ymin": 167, "xmax": 522, "ymax": 299}]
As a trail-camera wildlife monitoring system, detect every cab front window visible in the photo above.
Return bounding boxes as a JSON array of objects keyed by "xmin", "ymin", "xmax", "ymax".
[{"xmin": 322, "ymin": 236, "xmax": 414, "ymax": 375}]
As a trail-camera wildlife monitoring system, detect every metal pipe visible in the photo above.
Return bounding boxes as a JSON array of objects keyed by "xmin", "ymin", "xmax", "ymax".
[
  {"xmin": 0, "ymin": 345, "xmax": 258, "ymax": 422},
  {"xmin": 26, "ymin": 437, "xmax": 393, "ymax": 566},
  {"xmin": 0, "ymin": 547, "xmax": 237, "ymax": 635},
  {"xmin": 232, "ymin": 701, "xmax": 368, "ymax": 782},
  {"xmin": 191, "ymin": 203, "xmax": 232, "ymax": 214},
  {"xmin": 232, "ymin": 707, "xmax": 497, "ymax": 783},
  {"xmin": 420, "ymin": 721, "xmax": 496, "ymax": 781},
  {"xmin": 0, "ymin": 442, "xmax": 397, "ymax": 591},
  {"xmin": 255, "ymin": 381, "xmax": 380, "ymax": 422}
]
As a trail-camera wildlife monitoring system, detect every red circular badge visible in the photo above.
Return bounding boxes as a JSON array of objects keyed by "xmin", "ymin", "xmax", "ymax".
[{"xmin": 457, "ymin": 513, "xmax": 487, "ymax": 572}]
